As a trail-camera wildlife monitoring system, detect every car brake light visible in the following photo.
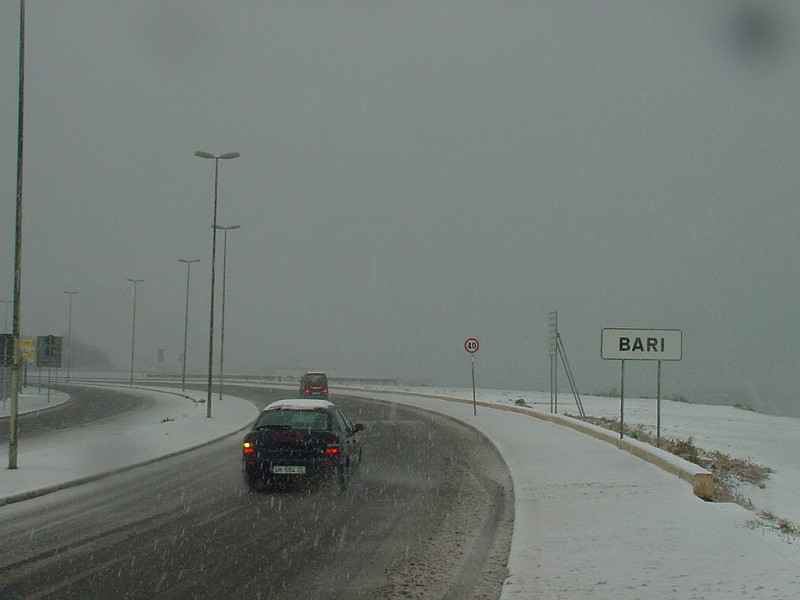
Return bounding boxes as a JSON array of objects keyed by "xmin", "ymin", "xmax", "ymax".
[
  {"xmin": 324, "ymin": 446, "xmax": 340, "ymax": 456},
  {"xmin": 242, "ymin": 441, "xmax": 254, "ymax": 455}
]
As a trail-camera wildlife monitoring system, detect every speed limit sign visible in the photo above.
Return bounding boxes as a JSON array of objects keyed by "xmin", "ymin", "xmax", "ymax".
[{"xmin": 464, "ymin": 337, "xmax": 480, "ymax": 354}]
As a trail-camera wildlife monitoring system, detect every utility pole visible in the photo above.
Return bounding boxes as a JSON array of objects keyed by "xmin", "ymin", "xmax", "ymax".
[
  {"xmin": 178, "ymin": 259, "xmax": 199, "ymax": 392},
  {"xmin": 127, "ymin": 278, "xmax": 143, "ymax": 386},
  {"xmin": 213, "ymin": 225, "xmax": 240, "ymax": 405},
  {"xmin": 64, "ymin": 290, "xmax": 78, "ymax": 380}
]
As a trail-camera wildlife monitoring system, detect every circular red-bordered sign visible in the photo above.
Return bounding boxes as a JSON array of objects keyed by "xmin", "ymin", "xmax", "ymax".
[{"xmin": 464, "ymin": 337, "xmax": 480, "ymax": 354}]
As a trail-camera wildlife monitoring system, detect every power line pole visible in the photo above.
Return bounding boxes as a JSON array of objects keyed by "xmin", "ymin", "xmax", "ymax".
[
  {"xmin": 178, "ymin": 259, "xmax": 199, "ymax": 392},
  {"xmin": 127, "ymin": 278, "xmax": 143, "ymax": 386},
  {"xmin": 64, "ymin": 290, "xmax": 78, "ymax": 380},
  {"xmin": 214, "ymin": 225, "xmax": 240, "ymax": 406}
]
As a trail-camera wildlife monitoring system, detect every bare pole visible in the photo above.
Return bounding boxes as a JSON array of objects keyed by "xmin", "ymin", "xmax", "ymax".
[
  {"xmin": 178, "ymin": 259, "xmax": 199, "ymax": 392},
  {"xmin": 471, "ymin": 356, "xmax": 477, "ymax": 416},
  {"xmin": 8, "ymin": 0, "xmax": 26, "ymax": 470},
  {"xmin": 0, "ymin": 300, "xmax": 9, "ymax": 332},
  {"xmin": 214, "ymin": 225, "xmax": 240, "ymax": 406},
  {"xmin": 127, "ymin": 279, "xmax": 143, "ymax": 386},
  {"xmin": 194, "ymin": 150, "xmax": 239, "ymax": 418},
  {"xmin": 207, "ymin": 158, "xmax": 219, "ymax": 417},
  {"xmin": 220, "ymin": 229, "xmax": 227, "ymax": 403},
  {"xmin": 656, "ymin": 360, "xmax": 662, "ymax": 448},
  {"xmin": 64, "ymin": 291, "xmax": 78, "ymax": 380},
  {"xmin": 619, "ymin": 359, "xmax": 626, "ymax": 442}
]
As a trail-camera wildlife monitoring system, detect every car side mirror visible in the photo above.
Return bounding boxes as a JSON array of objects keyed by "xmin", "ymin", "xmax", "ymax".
[{"xmin": 353, "ymin": 423, "xmax": 365, "ymax": 433}]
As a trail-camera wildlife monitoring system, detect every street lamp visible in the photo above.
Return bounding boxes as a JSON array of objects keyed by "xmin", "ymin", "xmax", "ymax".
[
  {"xmin": 8, "ymin": 0, "xmax": 27, "ymax": 470},
  {"xmin": 213, "ymin": 225, "xmax": 240, "ymax": 405},
  {"xmin": 63, "ymin": 290, "xmax": 78, "ymax": 380},
  {"xmin": 178, "ymin": 259, "xmax": 200, "ymax": 392},
  {"xmin": 194, "ymin": 150, "xmax": 240, "ymax": 418},
  {"xmin": 127, "ymin": 278, "xmax": 143, "ymax": 386}
]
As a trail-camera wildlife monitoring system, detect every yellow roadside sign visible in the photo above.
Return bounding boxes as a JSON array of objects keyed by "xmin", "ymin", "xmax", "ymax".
[{"xmin": 18, "ymin": 337, "xmax": 35, "ymax": 363}]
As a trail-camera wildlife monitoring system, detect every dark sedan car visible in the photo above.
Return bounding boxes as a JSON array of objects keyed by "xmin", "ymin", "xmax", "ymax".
[{"xmin": 242, "ymin": 399, "xmax": 364, "ymax": 490}]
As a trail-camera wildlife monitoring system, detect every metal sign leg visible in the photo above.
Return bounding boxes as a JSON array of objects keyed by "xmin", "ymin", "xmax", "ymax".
[
  {"xmin": 656, "ymin": 360, "xmax": 662, "ymax": 448},
  {"xmin": 619, "ymin": 360, "xmax": 625, "ymax": 443},
  {"xmin": 471, "ymin": 357, "xmax": 477, "ymax": 416}
]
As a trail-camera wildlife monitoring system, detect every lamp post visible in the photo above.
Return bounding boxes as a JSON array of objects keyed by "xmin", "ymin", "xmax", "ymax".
[
  {"xmin": 63, "ymin": 290, "xmax": 78, "ymax": 380},
  {"xmin": 178, "ymin": 259, "xmax": 200, "ymax": 392},
  {"xmin": 8, "ymin": 0, "xmax": 26, "ymax": 470},
  {"xmin": 194, "ymin": 150, "xmax": 240, "ymax": 418},
  {"xmin": 127, "ymin": 278, "xmax": 143, "ymax": 386},
  {"xmin": 213, "ymin": 225, "xmax": 240, "ymax": 405}
]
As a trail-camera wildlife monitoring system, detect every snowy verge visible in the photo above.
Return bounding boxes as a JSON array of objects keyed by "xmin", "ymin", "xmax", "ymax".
[
  {"xmin": 0, "ymin": 386, "xmax": 70, "ymax": 419},
  {"xmin": 323, "ymin": 385, "xmax": 716, "ymax": 499},
  {"xmin": 322, "ymin": 387, "xmax": 800, "ymax": 600},
  {"xmin": 0, "ymin": 384, "xmax": 258, "ymax": 506}
]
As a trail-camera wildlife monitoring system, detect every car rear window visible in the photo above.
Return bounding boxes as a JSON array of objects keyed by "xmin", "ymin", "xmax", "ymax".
[
  {"xmin": 305, "ymin": 374, "xmax": 327, "ymax": 386},
  {"xmin": 255, "ymin": 409, "xmax": 330, "ymax": 430}
]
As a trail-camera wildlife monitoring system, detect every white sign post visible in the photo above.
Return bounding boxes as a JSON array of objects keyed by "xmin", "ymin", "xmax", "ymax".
[
  {"xmin": 601, "ymin": 328, "xmax": 683, "ymax": 446},
  {"xmin": 464, "ymin": 337, "xmax": 480, "ymax": 416}
]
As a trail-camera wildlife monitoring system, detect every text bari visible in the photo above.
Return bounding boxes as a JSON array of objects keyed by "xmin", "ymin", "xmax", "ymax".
[{"xmin": 619, "ymin": 337, "xmax": 665, "ymax": 353}]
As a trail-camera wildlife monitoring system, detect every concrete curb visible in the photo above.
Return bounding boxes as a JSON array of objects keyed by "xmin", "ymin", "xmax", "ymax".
[
  {"xmin": 0, "ymin": 384, "xmax": 257, "ymax": 508},
  {"xmin": 327, "ymin": 386, "xmax": 715, "ymax": 501}
]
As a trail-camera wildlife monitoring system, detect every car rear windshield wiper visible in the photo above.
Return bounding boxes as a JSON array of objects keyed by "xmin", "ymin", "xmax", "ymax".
[{"xmin": 255, "ymin": 424, "xmax": 292, "ymax": 430}]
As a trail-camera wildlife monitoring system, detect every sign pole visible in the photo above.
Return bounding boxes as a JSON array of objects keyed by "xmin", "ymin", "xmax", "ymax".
[
  {"xmin": 554, "ymin": 345, "xmax": 559, "ymax": 415},
  {"xmin": 619, "ymin": 359, "xmax": 625, "ymax": 443},
  {"xmin": 464, "ymin": 336, "xmax": 480, "ymax": 415},
  {"xmin": 471, "ymin": 356, "xmax": 477, "ymax": 416},
  {"xmin": 549, "ymin": 353, "xmax": 553, "ymax": 413},
  {"xmin": 656, "ymin": 360, "xmax": 662, "ymax": 448}
]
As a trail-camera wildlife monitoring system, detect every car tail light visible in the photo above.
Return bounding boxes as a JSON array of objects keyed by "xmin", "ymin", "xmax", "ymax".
[
  {"xmin": 242, "ymin": 441, "xmax": 254, "ymax": 455},
  {"xmin": 324, "ymin": 446, "xmax": 340, "ymax": 456}
]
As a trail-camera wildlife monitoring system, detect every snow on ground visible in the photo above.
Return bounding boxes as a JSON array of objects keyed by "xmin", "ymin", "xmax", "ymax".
[
  {"xmin": 65, "ymin": 376, "xmax": 800, "ymax": 596},
  {"xmin": 374, "ymin": 385, "xmax": 800, "ymax": 525},
  {"xmin": 0, "ymin": 386, "xmax": 70, "ymax": 418},
  {"xmin": 334, "ymin": 388, "xmax": 800, "ymax": 600},
  {"xmin": 0, "ymin": 385, "xmax": 257, "ymax": 504}
]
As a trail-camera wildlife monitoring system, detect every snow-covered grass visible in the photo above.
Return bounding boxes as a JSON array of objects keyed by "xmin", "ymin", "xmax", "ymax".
[
  {"xmin": 0, "ymin": 384, "xmax": 257, "ymax": 505},
  {"xmin": 0, "ymin": 386, "xmax": 70, "ymax": 418}
]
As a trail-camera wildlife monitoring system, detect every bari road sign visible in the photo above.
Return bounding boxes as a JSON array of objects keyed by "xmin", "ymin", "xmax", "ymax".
[{"xmin": 601, "ymin": 328, "xmax": 682, "ymax": 361}]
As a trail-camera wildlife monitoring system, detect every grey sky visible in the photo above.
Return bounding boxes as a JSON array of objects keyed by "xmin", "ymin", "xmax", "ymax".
[{"xmin": 1, "ymin": 2, "xmax": 799, "ymax": 413}]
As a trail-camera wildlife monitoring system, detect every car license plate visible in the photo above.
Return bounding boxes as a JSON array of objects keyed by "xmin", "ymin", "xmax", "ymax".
[{"xmin": 272, "ymin": 465, "xmax": 306, "ymax": 475}]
